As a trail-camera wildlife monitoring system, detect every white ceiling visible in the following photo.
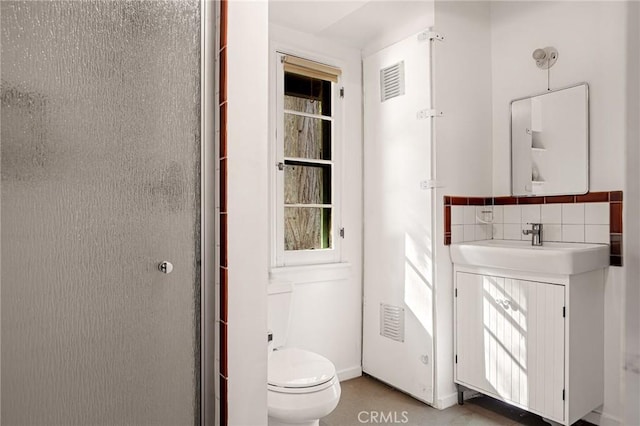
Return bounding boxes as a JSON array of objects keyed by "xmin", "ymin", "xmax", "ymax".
[
  {"xmin": 269, "ymin": 0, "xmax": 435, "ymax": 50},
  {"xmin": 269, "ymin": 1, "xmax": 370, "ymax": 34}
]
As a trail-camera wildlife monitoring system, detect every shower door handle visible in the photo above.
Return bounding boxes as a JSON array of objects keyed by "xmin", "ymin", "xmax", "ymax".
[{"xmin": 158, "ymin": 261, "xmax": 174, "ymax": 274}]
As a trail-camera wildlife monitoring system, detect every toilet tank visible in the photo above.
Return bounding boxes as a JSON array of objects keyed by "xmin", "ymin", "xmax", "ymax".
[{"xmin": 267, "ymin": 280, "xmax": 294, "ymax": 349}]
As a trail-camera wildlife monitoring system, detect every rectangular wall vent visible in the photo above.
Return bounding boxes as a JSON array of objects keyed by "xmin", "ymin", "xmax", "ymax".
[
  {"xmin": 380, "ymin": 303, "xmax": 405, "ymax": 342},
  {"xmin": 380, "ymin": 61, "xmax": 405, "ymax": 102}
]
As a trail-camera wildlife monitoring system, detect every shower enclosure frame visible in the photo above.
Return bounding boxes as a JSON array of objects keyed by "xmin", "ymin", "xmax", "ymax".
[{"xmin": 201, "ymin": 0, "xmax": 216, "ymax": 425}]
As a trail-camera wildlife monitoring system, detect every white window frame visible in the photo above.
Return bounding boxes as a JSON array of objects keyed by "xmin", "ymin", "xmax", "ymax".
[{"xmin": 271, "ymin": 50, "xmax": 343, "ymax": 267}]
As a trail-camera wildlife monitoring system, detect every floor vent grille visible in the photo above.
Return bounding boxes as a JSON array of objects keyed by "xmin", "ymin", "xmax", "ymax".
[{"xmin": 380, "ymin": 303, "xmax": 405, "ymax": 342}]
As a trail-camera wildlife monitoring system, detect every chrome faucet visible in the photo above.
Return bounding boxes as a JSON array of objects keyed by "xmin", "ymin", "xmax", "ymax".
[{"xmin": 523, "ymin": 223, "xmax": 543, "ymax": 246}]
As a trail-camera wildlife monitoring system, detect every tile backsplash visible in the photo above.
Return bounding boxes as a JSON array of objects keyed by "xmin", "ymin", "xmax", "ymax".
[
  {"xmin": 443, "ymin": 191, "xmax": 623, "ymax": 266},
  {"xmin": 449, "ymin": 205, "xmax": 493, "ymax": 243},
  {"xmin": 491, "ymin": 202, "xmax": 610, "ymax": 243}
]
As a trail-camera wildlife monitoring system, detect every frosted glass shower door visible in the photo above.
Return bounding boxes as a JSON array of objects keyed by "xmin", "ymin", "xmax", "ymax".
[{"xmin": 1, "ymin": 2, "xmax": 202, "ymax": 424}]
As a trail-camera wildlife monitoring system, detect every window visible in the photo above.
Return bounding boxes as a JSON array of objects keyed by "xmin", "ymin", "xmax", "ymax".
[{"xmin": 274, "ymin": 53, "xmax": 342, "ymax": 265}]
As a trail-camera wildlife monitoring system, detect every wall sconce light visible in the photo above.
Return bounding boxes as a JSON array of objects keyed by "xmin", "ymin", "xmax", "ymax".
[{"xmin": 532, "ymin": 46, "xmax": 558, "ymax": 69}]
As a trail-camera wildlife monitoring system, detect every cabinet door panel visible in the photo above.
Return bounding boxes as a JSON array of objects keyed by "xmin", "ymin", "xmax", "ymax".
[
  {"xmin": 456, "ymin": 272, "xmax": 497, "ymax": 394},
  {"xmin": 524, "ymin": 278, "xmax": 565, "ymax": 421},
  {"xmin": 456, "ymin": 273, "xmax": 565, "ymax": 422}
]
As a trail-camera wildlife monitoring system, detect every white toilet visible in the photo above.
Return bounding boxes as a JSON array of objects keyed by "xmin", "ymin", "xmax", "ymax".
[{"xmin": 267, "ymin": 281, "xmax": 341, "ymax": 426}]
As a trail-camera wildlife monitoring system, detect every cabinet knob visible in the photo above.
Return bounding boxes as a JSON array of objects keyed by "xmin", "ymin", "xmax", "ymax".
[
  {"xmin": 158, "ymin": 261, "xmax": 174, "ymax": 274},
  {"xmin": 495, "ymin": 298, "xmax": 512, "ymax": 310}
]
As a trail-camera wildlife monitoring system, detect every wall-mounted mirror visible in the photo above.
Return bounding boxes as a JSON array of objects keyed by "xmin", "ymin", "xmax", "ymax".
[{"xmin": 511, "ymin": 83, "xmax": 589, "ymax": 196}]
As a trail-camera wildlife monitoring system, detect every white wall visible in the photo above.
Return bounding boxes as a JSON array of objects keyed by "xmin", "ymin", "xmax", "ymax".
[
  {"xmin": 624, "ymin": 3, "xmax": 640, "ymax": 426},
  {"xmin": 360, "ymin": 3, "xmax": 435, "ymax": 57},
  {"xmin": 432, "ymin": 0, "xmax": 494, "ymax": 409},
  {"xmin": 491, "ymin": 1, "xmax": 627, "ymax": 196},
  {"xmin": 490, "ymin": 3, "xmax": 629, "ymax": 424},
  {"xmin": 268, "ymin": 24, "xmax": 364, "ymax": 381},
  {"xmin": 226, "ymin": 2, "xmax": 270, "ymax": 425}
]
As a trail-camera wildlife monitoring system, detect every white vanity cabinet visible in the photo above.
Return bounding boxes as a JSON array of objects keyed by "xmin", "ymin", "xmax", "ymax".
[{"xmin": 453, "ymin": 266, "xmax": 605, "ymax": 425}]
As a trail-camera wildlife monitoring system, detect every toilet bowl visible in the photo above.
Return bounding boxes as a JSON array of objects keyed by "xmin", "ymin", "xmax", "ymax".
[{"xmin": 267, "ymin": 347, "xmax": 341, "ymax": 426}]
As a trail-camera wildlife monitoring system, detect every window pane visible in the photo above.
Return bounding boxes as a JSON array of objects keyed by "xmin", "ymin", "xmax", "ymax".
[
  {"xmin": 285, "ymin": 207, "xmax": 332, "ymax": 250},
  {"xmin": 284, "ymin": 72, "xmax": 331, "ymax": 117},
  {"xmin": 284, "ymin": 96, "xmax": 323, "ymax": 115},
  {"xmin": 284, "ymin": 113, "xmax": 331, "ymax": 160},
  {"xmin": 284, "ymin": 162, "xmax": 331, "ymax": 204}
]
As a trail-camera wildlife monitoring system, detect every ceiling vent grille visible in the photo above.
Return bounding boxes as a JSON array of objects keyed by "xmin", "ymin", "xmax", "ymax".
[
  {"xmin": 380, "ymin": 61, "xmax": 405, "ymax": 102},
  {"xmin": 380, "ymin": 303, "xmax": 405, "ymax": 342}
]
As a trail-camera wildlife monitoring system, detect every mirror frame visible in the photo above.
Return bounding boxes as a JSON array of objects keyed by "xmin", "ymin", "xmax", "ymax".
[{"xmin": 509, "ymin": 82, "xmax": 590, "ymax": 197}]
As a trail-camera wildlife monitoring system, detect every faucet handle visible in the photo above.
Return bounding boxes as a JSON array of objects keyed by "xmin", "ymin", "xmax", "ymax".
[{"xmin": 524, "ymin": 223, "xmax": 544, "ymax": 246}]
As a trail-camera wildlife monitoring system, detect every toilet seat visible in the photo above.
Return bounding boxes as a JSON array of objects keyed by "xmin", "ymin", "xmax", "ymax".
[
  {"xmin": 268, "ymin": 348, "xmax": 336, "ymax": 394},
  {"xmin": 268, "ymin": 375, "xmax": 338, "ymax": 394}
]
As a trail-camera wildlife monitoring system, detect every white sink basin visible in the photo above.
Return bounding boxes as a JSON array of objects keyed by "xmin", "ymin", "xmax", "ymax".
[{"xmin": 450, "ymin": 239, "xmax": 609, "ymax": 275}]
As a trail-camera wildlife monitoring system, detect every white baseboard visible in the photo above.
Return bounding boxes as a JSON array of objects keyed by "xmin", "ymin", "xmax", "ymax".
[
  {"xmin": 436, "ymin": 392, "xmax": 459, "ymax": 410},
  {"xmin": 582, "ymin": 410, "xmax": 622, "ymax": 426},
  {"xmin": 337, "ymin": 366, "xmax": 362, "ymax": 382}
]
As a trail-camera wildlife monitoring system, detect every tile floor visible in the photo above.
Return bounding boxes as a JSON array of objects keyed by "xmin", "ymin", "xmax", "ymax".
[{"xmin": 321, "ymin": 375, "xmax": 594, "ymax": 426}]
